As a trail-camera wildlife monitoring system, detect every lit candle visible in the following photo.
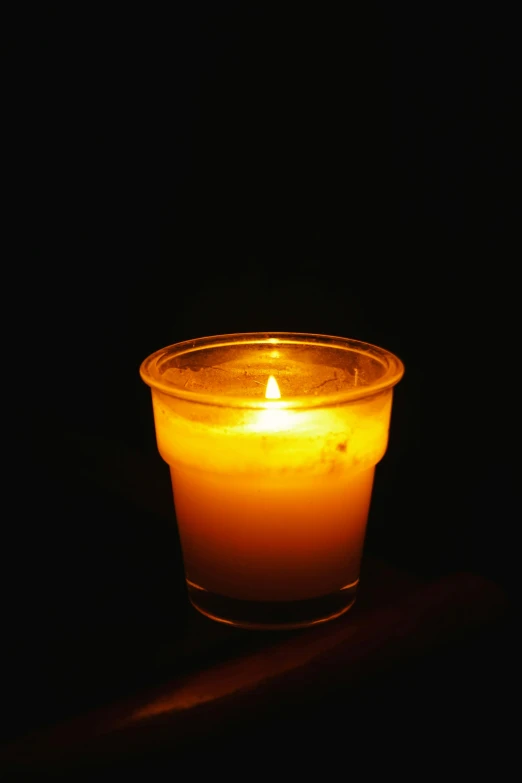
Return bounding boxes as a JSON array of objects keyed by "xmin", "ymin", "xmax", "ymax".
[{"xmin": 140, "ymin": 333, "xmax": 404, "ymax": 629}]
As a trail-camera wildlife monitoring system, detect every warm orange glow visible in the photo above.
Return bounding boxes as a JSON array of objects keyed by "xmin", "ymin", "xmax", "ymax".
[
  {"xmin": 155, "ymin": 391, "xmax": 390, "ymax": 601},
  {"xmin": 265, "ymin": 375, "xmax": 281, "ymax": 399},
  {"xmin": 171, "ymin": 464, "xmax": 373, "ymax": 601},
  {"xmin": 147, "ymin": 338, "xmax": 398, "ymax": 610},
  {"xmin": 132, "ymin": 621, "xmax": 347, "ymax": 720}
]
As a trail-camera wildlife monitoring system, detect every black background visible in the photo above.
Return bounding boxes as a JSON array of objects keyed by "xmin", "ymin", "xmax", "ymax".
[{"xmin": 7, "ymin": 4, "xmax": 518, "ymax": 757}]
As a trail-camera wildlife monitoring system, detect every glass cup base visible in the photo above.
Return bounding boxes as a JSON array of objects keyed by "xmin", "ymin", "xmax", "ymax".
[{"xmin": 187, "ymin": 579, "xmax": 358, "ymax": 630}]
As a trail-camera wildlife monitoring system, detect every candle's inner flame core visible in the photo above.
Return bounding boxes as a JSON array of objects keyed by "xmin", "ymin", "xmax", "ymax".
[{"xmin": 265, "ymin": 375, "xmax": 281, "ymax": 399}]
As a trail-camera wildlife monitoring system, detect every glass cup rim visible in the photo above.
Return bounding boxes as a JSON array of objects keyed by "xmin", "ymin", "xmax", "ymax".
[{"xmin": 139, "ymin": 332, "xmax": 404, "ymax": 409}]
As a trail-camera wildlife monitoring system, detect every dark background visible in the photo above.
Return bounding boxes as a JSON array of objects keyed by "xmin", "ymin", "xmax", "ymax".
[{"xmin": 8, "ymin": 4, "xmax": 518, "ymax": 755}]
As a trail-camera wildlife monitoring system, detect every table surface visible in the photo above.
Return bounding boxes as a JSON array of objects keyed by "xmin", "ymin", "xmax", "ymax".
[
  {"xmin": 4, "ymin": 433, "xmax": 513, "ymax": 774},
  {"xmin": 1, "ymin": 556, "xmax": 510, "ymax": 775}
]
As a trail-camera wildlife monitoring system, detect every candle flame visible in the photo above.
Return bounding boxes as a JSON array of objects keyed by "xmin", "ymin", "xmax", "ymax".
[{"xmin": 265, "ymin": 375, "xmax": 281, "ymax": 399}]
